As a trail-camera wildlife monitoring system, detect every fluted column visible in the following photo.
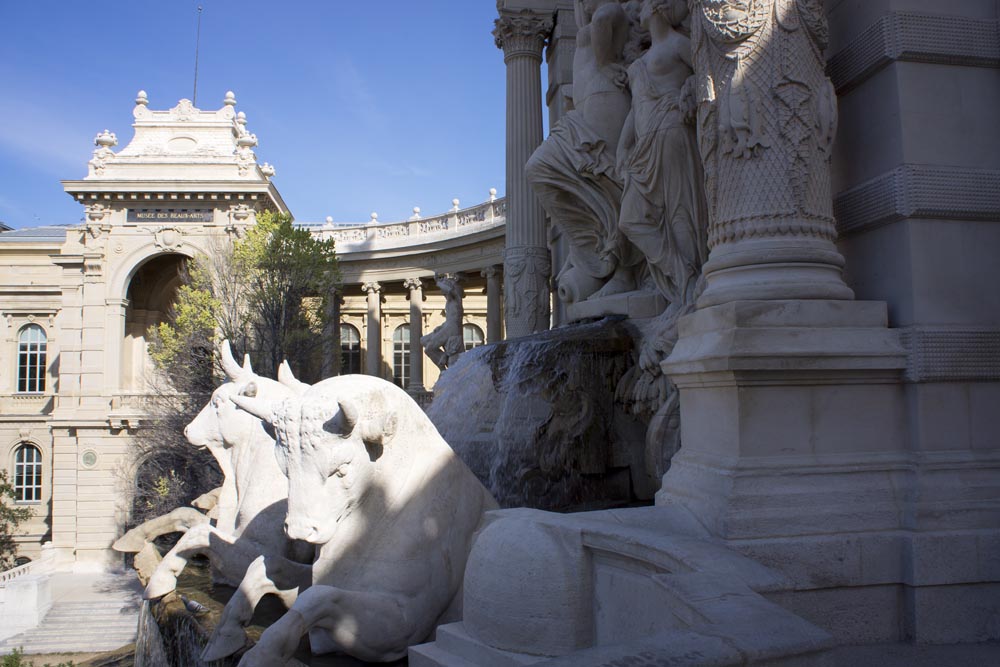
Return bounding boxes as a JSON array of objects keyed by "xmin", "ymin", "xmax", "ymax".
[
  {"xmin": 362, "ymin": 282, "xmax": 382, "ymax": 377},
  {"xmin": 482, "ymin": 265, "xmax": 503, "ymax": 343},
  {"xmin": 403, "ymin": 278, "xmax": 426, "ymax": 394},
  {"xmin": 495, "ymin": 8, "xmax": 552, "ymax": 338}
]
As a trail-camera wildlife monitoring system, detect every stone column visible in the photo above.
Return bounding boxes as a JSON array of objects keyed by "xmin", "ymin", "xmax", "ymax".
[
  {"xmin": 689, "ymin": 0, "xmax": 853, "ymax": 308},
  {"xmin": 482, "ymin": 265, "xmax": 503, "ymax": 343},
  {"xmin": 494, "ymin": 8, "xmax": 552, "ymax": 338},
  {"xmin": 362, "ymin": 282, "xmax": 382, "ymax": 377},
  {"xmin": 658, "ymin": 2, "xmax": 910, "ymax": 623},
  {"xmin": 403, "ymin": 278, "xmax": 426, "ymax": 394}
]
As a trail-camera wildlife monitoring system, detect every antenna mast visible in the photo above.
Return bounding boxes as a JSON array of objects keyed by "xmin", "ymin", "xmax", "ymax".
[{"xmin": 193, "ymin": 5, "xmax": 203, "ymax": 106}]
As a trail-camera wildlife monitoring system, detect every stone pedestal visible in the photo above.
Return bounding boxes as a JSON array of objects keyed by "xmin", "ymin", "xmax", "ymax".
[
  {"xmin": 659, "ymin": 300, "xmax": 907, "ymax": 539},
  {"xmin": 660, "ymin": 299, "xmax": 1000, "ymax": 643}
]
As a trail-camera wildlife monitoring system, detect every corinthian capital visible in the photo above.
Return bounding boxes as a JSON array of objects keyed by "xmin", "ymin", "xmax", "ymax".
[
  {"xmin": 402, "ymin": 277, "xmax": 423, "ymax": 292},
  {"xmin": 493, "ymin": 9, "xmax": 552, "ymax": 60},
  {"xmin": 362, "ymin": 281, "xmax": 382, "ymax": 294}
]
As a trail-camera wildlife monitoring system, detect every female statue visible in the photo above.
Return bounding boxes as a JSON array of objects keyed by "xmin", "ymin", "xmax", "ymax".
[{"xmin": 617, "ymin": 0, "xmax": 707, "ymax": 309}]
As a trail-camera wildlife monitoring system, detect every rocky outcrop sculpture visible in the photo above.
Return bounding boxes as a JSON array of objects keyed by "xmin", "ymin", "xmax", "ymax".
[
  {"xmin": 231, "ymin": 375, "xmax": 497, "ymax": 664},
  {"xmin": 420, "ymin": 273, "xmax": 465, "ymax": 370}
]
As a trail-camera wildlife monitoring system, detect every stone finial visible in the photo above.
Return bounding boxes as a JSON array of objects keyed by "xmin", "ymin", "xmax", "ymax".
[
  {"xmin": 452, "ymin": 198, "xmax": 460, "ymax": 211},
  {"xmin": 370, "ymin": 212, "xmax": 379, "ymax": 224},
  {"xmin": 223, "ymin": 91, "xmax": 237, "ymax": 106},
  {"xmin": 259, "ymin": 162, "xmax": 275, "ymax": 178},
  {"xmin": 489, "ymin": 188, "xmax": 497, "ymax": 201},
  {"xmin": 325, "ymin": 216, "xmax": 334, "ymax": 225},
  {"xmin": 94, "ymin": 129, "xmax": 118, "ymax": 148},
  {"xmin": 136, "ymin": 90, "xmax": 149, "ymax": 106},
  {"xmin": 410, "ymin": 207, "xmax": 422, "ymax": 221}
]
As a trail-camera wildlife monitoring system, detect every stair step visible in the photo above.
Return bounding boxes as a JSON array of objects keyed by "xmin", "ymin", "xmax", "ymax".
[
  {"xmin": 434, "ymin": 623, "xmax": 541, "ymax": 667},
  {"xmin": 409, "ymin": 642, "xmax": 478, "ymax": 667}
]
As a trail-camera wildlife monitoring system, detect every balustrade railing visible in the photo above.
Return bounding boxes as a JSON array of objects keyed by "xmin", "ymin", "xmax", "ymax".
[{"xmin": 303, "ymin": 197, "xmax": 506, "ymax": 251}]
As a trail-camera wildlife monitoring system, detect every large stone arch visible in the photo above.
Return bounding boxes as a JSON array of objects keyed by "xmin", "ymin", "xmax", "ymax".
[{"xmin": 111, "ymin": 247, "xmax": 196, "ymax": 392}]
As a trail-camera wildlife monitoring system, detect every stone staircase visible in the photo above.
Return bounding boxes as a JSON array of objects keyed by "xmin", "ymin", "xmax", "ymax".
[
  {"xmin": 0, "ymin": 598, "xmax": 139, "ymax": 654},
  {"xmin": 0, "ymin": 572, "xmax": 141, "ymax": 655}
]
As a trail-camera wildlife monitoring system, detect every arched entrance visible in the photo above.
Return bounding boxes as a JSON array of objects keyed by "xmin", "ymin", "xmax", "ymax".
[{"xmin": 122, "ymin": 254, "xmax": 188, "ymax": 391}]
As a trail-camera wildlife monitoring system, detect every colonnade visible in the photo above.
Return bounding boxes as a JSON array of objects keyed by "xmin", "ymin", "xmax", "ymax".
[{"xmin": 345, "ymin": 265, "xmax": 503, "ymax": 395}]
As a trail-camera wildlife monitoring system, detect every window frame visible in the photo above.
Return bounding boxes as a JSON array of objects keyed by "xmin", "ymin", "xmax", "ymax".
[
  {"xmin": 340, "ymin": 323, "xmax": 362, "ymax": 375},
  {"xmin": 16, "ymin": 324, "xmax": 47, "ymax": 394},
  {"xmin": 463, "ymin": 323, "xmax": 485, "ymax": 352},
  {"xmin": 13, "ymin": 443, "xmax": 42, "ymax": 504},
  {"xmin": 392, "ymin": 324, "xmax": 410, "ymax": 389}
]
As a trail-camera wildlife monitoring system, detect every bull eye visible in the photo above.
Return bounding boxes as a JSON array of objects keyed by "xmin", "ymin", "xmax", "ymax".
[{"xmin": 333, "ymin": 465, "xmax": 348, "ymax": 479}]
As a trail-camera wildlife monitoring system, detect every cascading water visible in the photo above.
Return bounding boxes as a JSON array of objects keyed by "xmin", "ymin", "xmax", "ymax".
[{"xmin": 429, "ymin": 317, "xmax": 657, "ymax": 510}]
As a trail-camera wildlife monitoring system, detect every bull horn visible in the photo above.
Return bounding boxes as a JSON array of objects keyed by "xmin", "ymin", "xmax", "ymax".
[
  {"xmin": 220, "ymin": 340, "xmax": 245, "ymax": 381},
  {"xmin": 337, "ymin": 398, "xmax": 360, "ymax": 434},
  {"xmin": 242, "ymin": 354, "xmax": 253, "ymax": 374},
  {"xmin": 278, "ymin": 360, "xmax": 310, "ymax": 396},
  {"xmin": 230, "ymin": 395, "xmax": 275, "ymax": 424}
]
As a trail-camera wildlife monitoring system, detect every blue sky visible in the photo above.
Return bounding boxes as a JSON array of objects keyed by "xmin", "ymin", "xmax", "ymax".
[{"xmin": 0, "ymin": 1, "xmax": 510, "ymax": 228}]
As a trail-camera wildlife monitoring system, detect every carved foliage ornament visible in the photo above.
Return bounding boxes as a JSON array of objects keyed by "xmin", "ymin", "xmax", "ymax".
[
  {"xmin": 504, "ymin": 248, "xmax": 550, "ymax": 335},
  {"xmin": 494, "ymin": 10, "xmax": 553, "ymax": 57}
]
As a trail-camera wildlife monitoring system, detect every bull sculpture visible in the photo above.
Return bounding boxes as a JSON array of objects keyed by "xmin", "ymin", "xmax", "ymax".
[
  {"xmin": 231, "ymin": 374, "xmax": 498, "ymax": 664},
  {"xmin": 139, "ymin": 341, "xmax": 314, "ymax": 660}
]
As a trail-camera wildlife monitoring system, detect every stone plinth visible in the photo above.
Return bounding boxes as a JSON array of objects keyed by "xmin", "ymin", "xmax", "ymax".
[{"xmin": 660, "ymin": 300, "xmax": 907, "ymax": 538}]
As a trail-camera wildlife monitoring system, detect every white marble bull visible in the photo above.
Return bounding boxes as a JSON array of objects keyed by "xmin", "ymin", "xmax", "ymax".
[
  {"xmin": 140, "ymin": 341, "xmax": 314, "ymax": 660},
  {"xmin": 231, "ymin": 375, "xmax": 498, "ymax": 664}
]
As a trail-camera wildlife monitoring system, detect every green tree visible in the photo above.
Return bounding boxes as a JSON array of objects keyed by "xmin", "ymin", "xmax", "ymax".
[
  {"xmin": 133, "ymin": 211, "xmax": 340, "ymax": 527},
  {"xmin": 236, "ymin": 210, "xmax": 341, "ymax": 381},
  {"xmin": 0, "ymin": 469, "xmax": 33, "ymax": 571}
]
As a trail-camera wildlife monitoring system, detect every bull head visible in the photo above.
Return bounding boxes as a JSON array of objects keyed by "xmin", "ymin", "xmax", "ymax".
[{"xmin": 230, "ymin": 388, "xmax": 397, "ymax": 543}]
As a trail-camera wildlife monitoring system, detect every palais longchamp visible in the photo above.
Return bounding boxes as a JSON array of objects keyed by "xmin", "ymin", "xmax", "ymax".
[{"xmin": 0, "ymin": 91, "xmax": 505, "ymax": 568}]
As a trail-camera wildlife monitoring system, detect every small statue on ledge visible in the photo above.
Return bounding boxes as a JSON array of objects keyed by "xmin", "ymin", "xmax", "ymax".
[{"xmin": 421, "ymin": 273, "xmax": 465, "ymax": 370}]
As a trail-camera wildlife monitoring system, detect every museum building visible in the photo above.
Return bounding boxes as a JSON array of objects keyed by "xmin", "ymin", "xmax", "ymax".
[{"xmin": 0, "ymin": 92, "xmax": 504, "ymax": 567}]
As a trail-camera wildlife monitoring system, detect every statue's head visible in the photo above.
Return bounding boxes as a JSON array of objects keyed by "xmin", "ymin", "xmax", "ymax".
[{"xmin": 642, "ymin": 0, "xmax": 688, "ymax": 27}]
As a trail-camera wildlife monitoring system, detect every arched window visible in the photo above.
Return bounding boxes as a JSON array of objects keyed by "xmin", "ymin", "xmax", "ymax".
[
  {"xmin": 340, "ymin": 323, "xmax": 362, "ymax": 375},
  {"xmin": 463, "ymin": 323, "xmax": 485, "ymax": 351},
  {"xmin": 17, "ymin": 325, "xmax": 47, "ymax": 393},
  {"xmin": 14, "ymin": 444, "xmax": 42, "ymax": 503},
  {"xmin": 392, "ymin": 325, "xmax": 410, "ymax": 389}
]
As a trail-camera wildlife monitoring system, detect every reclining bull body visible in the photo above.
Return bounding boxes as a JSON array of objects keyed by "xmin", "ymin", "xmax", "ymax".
[
  {"xmin": 142, "ymin": 342, "xmax": 313, "ymax": 660},
  {"xmin": 233, "ymin": 375, "xmax": 497, "ymax": 664}
]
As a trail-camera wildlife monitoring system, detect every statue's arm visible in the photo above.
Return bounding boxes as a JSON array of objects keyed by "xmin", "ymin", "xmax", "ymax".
[{"xmin": 590, "ymin": 3, "xmax": 627, "ymax": 68}]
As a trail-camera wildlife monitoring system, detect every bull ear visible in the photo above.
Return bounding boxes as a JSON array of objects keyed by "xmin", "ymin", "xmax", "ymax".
[
  {"xmin": 230, "ymin": 394, "xmax": 275, "ymax": 424},
  {"xmin": 278, "ymin": 360, "xmax": 310, "ymax": 396},
  {"xmin": 220, "ymin": 340, "xmax": 244, "ymax": 381}
]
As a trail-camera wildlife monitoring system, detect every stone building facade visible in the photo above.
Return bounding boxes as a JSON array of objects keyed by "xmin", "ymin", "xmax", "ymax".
[{"xmin": 0, "ymin": 93, "xmax": 503, "ymax": 568}]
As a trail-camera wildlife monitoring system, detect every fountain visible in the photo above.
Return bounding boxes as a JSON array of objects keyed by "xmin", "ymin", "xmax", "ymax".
[{"xmin": 429, "ymin": 316, "xmax": 658, "ymax": 511}]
